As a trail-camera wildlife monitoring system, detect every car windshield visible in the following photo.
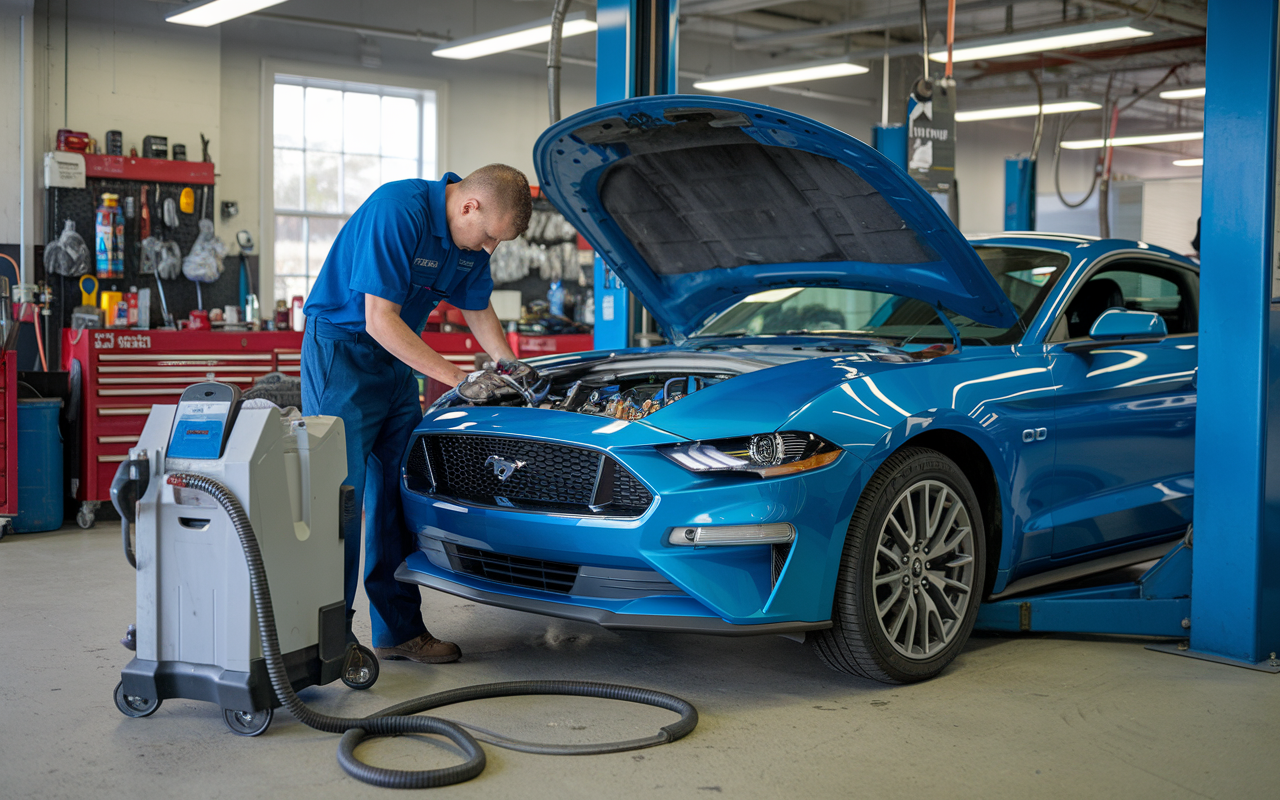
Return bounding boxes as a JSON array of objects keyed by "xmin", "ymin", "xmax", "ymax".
[{"xmin": 691, "ymin": 245, "xmax": 1070, "ymax": 347}]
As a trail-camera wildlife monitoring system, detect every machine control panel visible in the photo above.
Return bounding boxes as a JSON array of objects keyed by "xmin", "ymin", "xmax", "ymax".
[{"xmin": 167, "ymin": 382, "xmax": 242, "ymax": 460}]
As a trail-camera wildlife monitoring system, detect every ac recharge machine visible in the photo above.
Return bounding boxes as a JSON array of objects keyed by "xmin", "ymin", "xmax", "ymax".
[
  {"xmin": 112, "ymin": 382, "xmax": 376, "ymax": 736},
  {"xmin": 109, "ymin": 382, "xmax": 698, "ymax": 788}
]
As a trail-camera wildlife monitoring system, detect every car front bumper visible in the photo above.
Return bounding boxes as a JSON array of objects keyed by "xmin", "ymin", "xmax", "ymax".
[{"xmin": 398, "ymin": 407, "xmax": 865, "ymax": 631}]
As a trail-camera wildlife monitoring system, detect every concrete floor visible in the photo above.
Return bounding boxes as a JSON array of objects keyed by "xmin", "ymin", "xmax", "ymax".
[{"xmin": 3, "ymin": 523, "xmax": 1277, "ymax": 800}]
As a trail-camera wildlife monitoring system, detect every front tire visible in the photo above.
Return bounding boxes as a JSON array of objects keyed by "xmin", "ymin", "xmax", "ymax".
[{"xmin": 811, "ymin": 447, "xmax": 986, "ymax": 683}]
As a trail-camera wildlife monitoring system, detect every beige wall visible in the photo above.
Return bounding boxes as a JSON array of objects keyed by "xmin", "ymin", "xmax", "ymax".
[
  {"xmin": 1, "ymin": 0, "xmax": 37, "ymax": 272},
  {"xmin": 4, "ymin": 0, "xmax": 1202, "ymax": 303}
]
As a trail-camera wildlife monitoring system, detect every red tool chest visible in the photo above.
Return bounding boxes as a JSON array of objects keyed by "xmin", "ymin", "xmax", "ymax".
[
  {"xmin": 0, "ymin": 350, "xmax": 17, "ymax": 520},
  {"xmin": 61, "ymin": 329, "xmax": 305, "ymax": 527},
  {"xmin": 59, "ymin": 327, "xmax": 500, "ymax": 527}
]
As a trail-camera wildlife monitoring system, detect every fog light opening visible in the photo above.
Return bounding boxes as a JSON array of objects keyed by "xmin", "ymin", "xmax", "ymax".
[{"xmin": 668, "ymin": 523, "xmax": 796, "ymax": 546}]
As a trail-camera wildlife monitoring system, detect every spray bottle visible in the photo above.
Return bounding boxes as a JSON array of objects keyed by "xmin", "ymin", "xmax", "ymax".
[{"xmin": 95, "ymin": 193, "xmax": 119, "ymax": 279}]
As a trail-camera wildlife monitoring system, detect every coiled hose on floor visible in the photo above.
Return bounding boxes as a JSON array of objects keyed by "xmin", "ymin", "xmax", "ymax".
[{"xmin": 164, "ymin": 472, "xmax": 698, "ymax": 789}]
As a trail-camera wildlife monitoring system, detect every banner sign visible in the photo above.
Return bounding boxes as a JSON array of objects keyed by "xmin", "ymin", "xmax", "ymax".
[{"xmin": 907, "ymin": 77, "xmax": 957, "ymax": 193}]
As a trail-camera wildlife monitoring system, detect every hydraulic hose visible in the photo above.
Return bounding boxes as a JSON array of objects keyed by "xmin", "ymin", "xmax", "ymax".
[{"xmin": 164, "ymin": 472, "xmax": 698, "ymax": 789}]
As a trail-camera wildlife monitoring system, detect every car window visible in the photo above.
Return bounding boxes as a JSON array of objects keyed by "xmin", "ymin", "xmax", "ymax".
[
  {"xmin": 1053, "ymin": 262, "xmax": 1199, "ymax": 341},
  {"xmin": 693, "ymin": 246, "xmax": 1069, "ymax": 347},
  {"xmin": 695, "ymin": 286, "xmax": 899, "ymax": 337}
]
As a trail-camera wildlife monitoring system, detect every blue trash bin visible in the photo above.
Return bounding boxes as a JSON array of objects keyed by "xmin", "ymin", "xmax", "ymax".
[{"xmin": 13, "ymin": 397, "xmax": 64, "ymax": 533}]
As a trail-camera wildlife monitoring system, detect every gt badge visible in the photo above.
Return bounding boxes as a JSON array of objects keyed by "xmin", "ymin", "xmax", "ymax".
[{"xmin": 485, "ymin": 455, "xmax": 525, "ymax": 482}]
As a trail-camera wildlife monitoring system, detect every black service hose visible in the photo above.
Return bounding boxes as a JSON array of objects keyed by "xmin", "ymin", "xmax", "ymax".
[{"xmin": 164, "ymin": 472, "xmax": 698, "ymax": 789}]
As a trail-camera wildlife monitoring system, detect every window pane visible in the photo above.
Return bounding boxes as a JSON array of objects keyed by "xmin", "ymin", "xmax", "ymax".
[
  {"xmin": 344, "ymin": 154, "xmax": 380, "ymax": 213},
  {"xmin": 381, "ymin": 96, "xmax": 418, "ymax": 159},
  {"xmin": 343, "ymin": 92, "xmax": 381, "ymax": 155},
  {"xmin": 382, "ymin": 157, "xmax": 417, "ymax": 185},
  {"xmin": 305, "ymin": 151, "xmax": 340, "ymax": 213},
  {"xmin": 274, "ymin": 149, "xmax": 303, "ymax": 210},
  {"xmin": 274, "ymin": 84, "xmax": 303, "ymax": 148},
  {"xmin": 421, "ymin": 93, "xmax": 438, "ymax": 179},
  {"xmin": 275, "ymin": 275, "xmax": 308, "ymax": 308},
  {"xmin": 274, "ymin": 215, "xmax": 304, "ymax": 276},
  {"xmin": 305, "ymin": 87, "xmax": 343, "ymax": 151},
  {"xmin": 308, "ymin": 217, "xmax": 343, "ymax": 278}
]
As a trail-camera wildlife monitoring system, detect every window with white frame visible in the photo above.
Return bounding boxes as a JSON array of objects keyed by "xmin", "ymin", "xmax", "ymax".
[{"xmin": 272, "ymin": 75, "xmax": 438, "ymax": 305}]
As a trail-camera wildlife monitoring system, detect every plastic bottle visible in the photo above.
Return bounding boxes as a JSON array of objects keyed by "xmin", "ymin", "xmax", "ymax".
[
  {"xmin": 111, "ymin": 201, "xmax": 125, "ymax": 278},
  {"xmin": 126, "ymin": 286, "xmax": 139, "ymax": 326},
  {"xmin": 95, "ymin": 194, "xmax": 119, "ymax": 279},
  {"xmin": 548, "ymin": 280, "xmax": 565, "ymax": 317},
  {"xmin": 291, "ymin": 295, "xmax": 305, "ymax": 332}
]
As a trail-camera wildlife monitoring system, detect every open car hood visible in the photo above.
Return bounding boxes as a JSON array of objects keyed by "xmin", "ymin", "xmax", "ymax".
[{"xmin": 533, "ymin": 95, "xmax": 1019, "ymax": 341}]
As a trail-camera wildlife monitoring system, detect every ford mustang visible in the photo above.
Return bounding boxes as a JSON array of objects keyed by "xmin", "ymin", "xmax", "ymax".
[{"xmin": 395, "ymin": 95, "xmax": 1198, "ymax": 683}]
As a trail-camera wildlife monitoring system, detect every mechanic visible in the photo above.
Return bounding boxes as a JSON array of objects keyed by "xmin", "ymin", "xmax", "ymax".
[{"xmin": 301, "ymin": 164, "xmax": 535, "ymax": 665}]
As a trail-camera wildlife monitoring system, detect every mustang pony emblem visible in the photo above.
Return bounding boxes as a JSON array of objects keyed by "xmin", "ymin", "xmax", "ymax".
[{"xmin": 485, "ymin": 455, "xmax": 525, "ymax": 482}]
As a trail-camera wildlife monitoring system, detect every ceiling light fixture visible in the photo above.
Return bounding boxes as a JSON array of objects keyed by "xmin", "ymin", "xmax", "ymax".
[
  {"xmin": 1173, "ymin": 158, "xmax": 1204, "ymax": 167},
  {"xmin": 929, "ymin": 21, "xmax": 1152, "ymax": 63},
  {"xmin": 956, "ymin": 100, "xmax": 1101, "ymax": 122},
  {"xmin": 693, "ymin": 56, "xmax": 869, "ymax": 93},
  {"xmin": 166, "ymin": 0, "xmax": 288, "ymax": 26},
  {"xmin": 1159, "ymin": 86, "xmax": 1206, "ymax": 100},
  {"xmin": 1061, "ymin": 130, "xmax": 1204, "ymax": 149},
  {"xmin": 433, "ymin": 10, "xmax": 596, "ymax": 60}
]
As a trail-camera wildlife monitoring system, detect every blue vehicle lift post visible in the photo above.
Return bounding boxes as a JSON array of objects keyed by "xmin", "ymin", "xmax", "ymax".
[
  {"xmin": 977, "ymin": 0, "xmax": 1280, "ymax": 672},
  {"xmin": 591, "ymin": 0, "xmax": 678, "ymax": 350}
]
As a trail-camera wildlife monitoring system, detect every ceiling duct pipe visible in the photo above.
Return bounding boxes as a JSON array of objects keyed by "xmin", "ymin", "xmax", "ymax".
[{"xmin": 548, "ymin": 0, "xmax": 572, "ymax": 124}]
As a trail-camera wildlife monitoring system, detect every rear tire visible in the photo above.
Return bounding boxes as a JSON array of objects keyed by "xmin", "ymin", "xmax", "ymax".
[{"xmin": 810, "ymin": 447, "xmax": 986, "ymax": 683}]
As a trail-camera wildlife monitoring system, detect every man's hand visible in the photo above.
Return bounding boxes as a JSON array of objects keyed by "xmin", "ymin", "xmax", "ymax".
[
  {"xmin": 495, "ymin": 358, "xmax": 539, "ymax": 387},
  {"xmin": 456, "ymin": 370, "xmax": 506, "ymax": 403},
  {"xmin": 456, "ymin": 359, "xmax": 541, "ymax": 404}
]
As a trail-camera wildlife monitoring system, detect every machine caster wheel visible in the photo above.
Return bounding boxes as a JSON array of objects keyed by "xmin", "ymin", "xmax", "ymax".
[
  {"xmin": 76, "ymin": 502, "xmax": 98, "ymax": 529},
  {"xmin": 341, "ymin": 644, "xmax": 380, "ymax": 690},
  {"xmin": 0, "ymin": 520, "xmax": 10, "ymax": 541},
  {"xmin": 223, "ymin": 707, "xmax": 273, "ymax": 737},
  {"xmin": 114, "ymin": 681, "xmax": 161, "ymax": 718}
]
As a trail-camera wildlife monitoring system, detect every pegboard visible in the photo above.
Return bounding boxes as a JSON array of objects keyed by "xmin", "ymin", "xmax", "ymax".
[{"xmin": 45, "ymin": 179, "xmax": 257, "ymax": 359}]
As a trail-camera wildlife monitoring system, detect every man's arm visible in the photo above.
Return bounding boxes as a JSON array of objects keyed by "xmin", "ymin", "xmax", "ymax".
[
  {"xmin": 460, "ymin": 303, "xmax": 518, "ymax": 364},
  {"xmin": 365, "ymin": 294, "xmax": 470, "ymax": 387}
]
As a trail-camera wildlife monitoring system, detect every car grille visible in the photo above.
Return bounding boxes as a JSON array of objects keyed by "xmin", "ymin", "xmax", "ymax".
[
  {"xmin": 406, "ymin": 434, "xmax": 654, "ymax": 517},
  {"xmin": 445, "ymin": 543, "xmax": 579, "ymax": 594}
]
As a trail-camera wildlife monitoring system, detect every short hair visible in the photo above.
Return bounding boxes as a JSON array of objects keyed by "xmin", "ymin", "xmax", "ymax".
[{"xmin": 459, "ymin": 164, "xmax": 533, "ymax": 237}]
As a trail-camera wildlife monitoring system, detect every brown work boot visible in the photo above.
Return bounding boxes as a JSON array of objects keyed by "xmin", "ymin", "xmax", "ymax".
[{"xmin": 375, "ymin": 633, "xmax": 461, "ymax": 664}]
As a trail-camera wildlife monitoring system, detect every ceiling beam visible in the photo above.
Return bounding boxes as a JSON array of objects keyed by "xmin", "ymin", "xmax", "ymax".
[
  {"xmin": 731, "ymin": 0, "xmax": 1035, "ymax": 50},
  {"xmin": 973, "ymin": 33, "xmax": 1205, "ymax": 76},
  {"xmin": 1075, "ymin": 0, "xmax": 1206, "ymax": 32},
  {"xmin": 682, "ymin": 0, "xmax": 793, "ymax": 15}
]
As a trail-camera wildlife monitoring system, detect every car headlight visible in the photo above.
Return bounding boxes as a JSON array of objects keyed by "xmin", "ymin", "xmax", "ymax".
[{"xmin": 658, "ymin": 431, "xmax": 841, "ymax": 477}]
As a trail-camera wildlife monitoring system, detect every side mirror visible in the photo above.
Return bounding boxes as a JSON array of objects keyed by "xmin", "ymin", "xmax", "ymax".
[{"xmin": 1066, "ymin": 308, "xmax": 1167, "ymax": 351}]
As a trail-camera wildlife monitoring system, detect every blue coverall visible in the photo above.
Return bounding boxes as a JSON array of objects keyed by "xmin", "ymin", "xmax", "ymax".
[{"xmin": 301, "ymin": 174, "xmax": 494, "ymax": 648}]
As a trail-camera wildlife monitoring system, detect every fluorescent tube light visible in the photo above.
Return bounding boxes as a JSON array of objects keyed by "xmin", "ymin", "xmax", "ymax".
[
  {"xmin": 1173, "ymin": 158, "xmax": 1204, "ymax": 167},
  {"xmin": 956, "ymin": 100, "xmax": 1100, "ymax": 122},
  {"xmin": 929, "ymin": 22, "xmax": 1152, "ymax": 63},
  {"xmin": 1061, "ymin": 130, "xmax": 1204, "ymax": 149},
  {"xmin": 693, "ymin": 57, "xmax": 869, "ymax": 93},
  {"xmin": 434, "ymin": 11, "xmax": 596, "ymax": 60},
  {"xmin": 166, "ymin": 0, "xmax": 287, "ymax": 26},
  {"xmin": 1160, "ymin": 86, "xmax": 1206, "ymax": 100}
]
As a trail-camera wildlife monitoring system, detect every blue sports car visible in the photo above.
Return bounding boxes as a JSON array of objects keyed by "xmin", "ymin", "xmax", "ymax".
[{"xmin": 397, "ymin": 95, "xmax": 1198, "ymax": 683}]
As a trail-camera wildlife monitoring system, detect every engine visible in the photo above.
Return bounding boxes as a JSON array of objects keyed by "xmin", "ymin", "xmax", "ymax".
[
  {"xmin": 543, "ymin": 372, "xmax": 727, "ymax": 420},
  {"xmin": 433, "ymin": 353, "xmax": 763, "ymax": 421}
]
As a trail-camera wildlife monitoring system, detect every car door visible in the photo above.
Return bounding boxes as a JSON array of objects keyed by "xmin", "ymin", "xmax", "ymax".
[{"xmin": 1044, "ymin": 256, "xmax": 1199, "ymax": 558}]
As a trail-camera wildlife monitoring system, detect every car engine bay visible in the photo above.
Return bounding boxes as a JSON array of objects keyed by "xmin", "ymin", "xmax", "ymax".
[{"xmin": 436, "ymin": 354, "xmax": 767, "ymax": 420}]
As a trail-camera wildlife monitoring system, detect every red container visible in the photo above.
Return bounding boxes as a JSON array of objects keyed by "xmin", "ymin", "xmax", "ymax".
[
  {"xmin": 57, "ymin": 129, "xmax": 91, "ymax": 153},
  {"xmin": 188, "ymin": 310, "xmax": 210, "ymax": 331}
]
